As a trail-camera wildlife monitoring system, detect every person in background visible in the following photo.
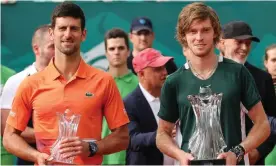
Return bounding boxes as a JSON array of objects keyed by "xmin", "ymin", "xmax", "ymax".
[
  {"xmin": 0, "ymin": 65, "xmax": 16, "ymax": 165},
  {"xmin": 1, "ymin": 24, "xmax": 54, "ymax": 165},
  {"xmin": 124, "ymin": 48, "xmax": 174, "ymax": 165},
  {"xmin": 218, "ymin": 20, "xmax": 276, "ymax": 165},
  {"xmin": 263, "ymin": 43, "xmax": 276, "ymax": 165},
  {"xmin": 101, "ymin": 28, "xmax": 138, "ymax": 165},
  {"xmin": 127, "ymin": 16, "xmax": 178, "ymax": 75}
]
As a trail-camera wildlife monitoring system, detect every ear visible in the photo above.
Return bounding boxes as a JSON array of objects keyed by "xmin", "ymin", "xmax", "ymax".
[
  {"xmin": 129, "ymin": 33, "xmax": 133, "ymax": 41},
  {"xmin": 151, "ymin": 32, "xmax": 155, "ymax": 39},
  {"xmin": 138, "ymin": 70, "xmax": 144, "ymax": 79},
  {"xmin": 33, "ymin": 44, "xmax": 39, "ymax": 57},
  {"xmin": 264, "ymin": 59, "xmax": 268, "ymax": 69},
  {"xmin": 49, "ymin": 27, "xmax": 54, "ymax": 41},
  {"xmin": 81, "ymin": 29, "xmax": 87, "ymax": 42},
  {"xmin": 182, "ymin": 47, "xmax": 186, "ymax": 57}
]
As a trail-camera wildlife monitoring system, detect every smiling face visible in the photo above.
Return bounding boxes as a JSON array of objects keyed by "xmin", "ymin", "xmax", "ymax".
[
  {"xmin": 50, "ymin": 16, "xmax": 86, "ymax": 56},
  {"xmin": 222, "ymin": 38, "xmax": 252, "ymax": 64},
  {"xmin": 185, "ymin": 18, "xmax": 216, "ymax": 58}
]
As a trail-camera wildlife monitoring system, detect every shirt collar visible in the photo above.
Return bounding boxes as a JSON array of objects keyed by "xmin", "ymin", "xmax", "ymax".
[
  {"xmin": 114, "ymin": 71, "xmax": 135, "ymax": 83},
  {"xmin": 46, "ymin": 57, "xmax": 88, "ymax": 80},
  {"xmin": 26, "ymin": 63, "xmax": 38, "ymax": 76},
  {"xmin": 139, "ymin": 83, "xmax": 159, "ymax": 102},
  {"xmin": 184, "ymin": 55, "xmax": 224, "ymax": 69}
]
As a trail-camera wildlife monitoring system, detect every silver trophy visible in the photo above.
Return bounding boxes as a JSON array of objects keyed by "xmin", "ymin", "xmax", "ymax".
[
  {"xmin": 187, "ymin": 85, "xmax": 227, "ymax": 165},
  {"xmin": 47, "ymin": 109, "xmax": 81, "ymax": 165}
]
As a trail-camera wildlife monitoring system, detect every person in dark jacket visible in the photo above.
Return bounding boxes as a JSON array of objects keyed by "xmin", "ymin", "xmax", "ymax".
[{"xmin": 218, "ymin": 20, "xmax": 276, "ymax": 165}]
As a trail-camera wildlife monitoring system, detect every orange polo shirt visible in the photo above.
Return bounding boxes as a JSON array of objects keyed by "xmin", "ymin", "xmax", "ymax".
[{"xmin": 6, "ymin": 58, "xmax": 129, "ymax": 165}]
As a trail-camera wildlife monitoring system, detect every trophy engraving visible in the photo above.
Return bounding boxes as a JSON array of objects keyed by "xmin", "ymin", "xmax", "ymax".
[
  {"xmin": 47, "ymin": 109, "xmax": 81, "ymax": 165},
  {"xmin": 187, "ymin": 85, "xmax": 227, "ymax": 165}
]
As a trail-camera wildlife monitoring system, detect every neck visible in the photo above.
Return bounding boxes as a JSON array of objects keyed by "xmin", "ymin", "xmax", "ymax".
[
  {"xmin": 34, "ymin": 61, "xmax": 47, "ymax": 72},
  {"xmin": 132, "ymin": 49, "xmax": 140, "ymax": 57},
  {"xmin": 272, "ymin": 76, "xmax": 276, "ymax": 84},
  {"xmin": 189, "ymin": 51, "xmax": 217, "ymax": 73},
  {"xmin": 108, "ymin": 64, "xmax": 129, "ymax": 77},
  {"xmin": 54, "ymin": 51, "xmax": 81, "ymax": 81},
  {"xmin": 140, "ymin": 82, "xmax": 161, "ymax": 98}
]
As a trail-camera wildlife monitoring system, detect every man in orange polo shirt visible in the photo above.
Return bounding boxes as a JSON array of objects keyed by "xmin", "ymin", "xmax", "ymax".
[{"xmin": 3, "ymin": 2, "xmax": 129, "ymax": 165}]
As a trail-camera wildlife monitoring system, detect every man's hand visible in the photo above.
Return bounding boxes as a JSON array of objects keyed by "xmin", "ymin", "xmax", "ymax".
[
  {"xmin": 172, "ymin": 125, "xmax": 177, "ymax": 138},
  {"xmin": 36, "ymin": 152, "xmax": 50, "ymax": 166},
  {"xmin": 177, "ymin": 150, "xmax": 194, "ymax": 165},
  {"xmin": 248, "ymin": 149, "xmax": 260, "ymax": 165},
  {"xmin": 217, "ymin": 151, "xmax": 237, "ymax": 165},
  {"xmin": 58, "ymin": 137, "xmax": 90, "ymax": 159}
]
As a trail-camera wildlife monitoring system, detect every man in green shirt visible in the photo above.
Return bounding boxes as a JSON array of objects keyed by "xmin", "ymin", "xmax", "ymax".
[
  {"xmin": 101, "ymin": 28, "xmax": 138, "ymax": 164},
  {"xmin": 0, "ymin": 65, "xmax": 16, "ymax": 165},
  {"xmin": 156, "ymin": 2, "xmax": 270, "ymax": 165}
]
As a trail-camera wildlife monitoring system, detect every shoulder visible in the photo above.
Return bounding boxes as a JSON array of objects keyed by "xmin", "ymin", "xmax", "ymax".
[
  {"xmin": 245, "ymin": 62, "xmax": 272, "ymax": 80},
  {"xmin": 3, "ymin": 66, "xmax": 38, "ymax": 91},
  {"xmin": 86, "ymin": 65, "xmax": 114, "ymax": 82},
  {"xmin": 123, "ymin": 87, "xmax": 139, "ymax": 104},
  {"xmin": 221, "ymin": 57, "xmax": 244, "ymax": 70},
  {"xmin": 166, "ymin": 66, "xmax": 185, "ymax": 84}
]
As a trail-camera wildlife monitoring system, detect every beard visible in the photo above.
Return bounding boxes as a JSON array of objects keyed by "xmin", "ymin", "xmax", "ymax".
[
  {"xmin": 190, "ymin": 45, "xmax": 214, "ymax": 58},
  {"xmin": 58, "ymin": 45, "xmax": 78, "ymax": 56}
]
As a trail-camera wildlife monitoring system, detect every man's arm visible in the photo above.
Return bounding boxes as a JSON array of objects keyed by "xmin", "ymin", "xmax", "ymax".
[
  {"xmin": 249, "ymin": 75, "xmax": 276, "ymax": 164},
  {"xmin": 1, "ymin": 109, "xmax": 35, "ymax": 143},
  {"xmin": 3, "ymin": 124, "xmax": 49, "ymax": 164},
  {"xmin": 96, "ymin": 124, "xmax": 129, "ymax": 155},
  {"xmin": 156, "ymin": 119, "xmax": 194, "ymax": 165},
  {"xmin": 58, "ymin": 124, "xmax": 129, "ymax": 158},
  {"xmin": 240, "ymin": 102, "xmax": 270, "ymax": 153}
]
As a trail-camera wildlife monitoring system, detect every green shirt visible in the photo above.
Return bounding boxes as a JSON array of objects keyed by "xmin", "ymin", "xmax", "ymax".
[
  {"xmin": 102, "ymin": 71, "xmax": 138, "ymax": 165},
  {"xmin": 158, "ymin": 57, "xmax": 260, "ymax": 163},
  {"xmin": 0, "ymin": 65, "xmax": 16, "ymax": 165}
]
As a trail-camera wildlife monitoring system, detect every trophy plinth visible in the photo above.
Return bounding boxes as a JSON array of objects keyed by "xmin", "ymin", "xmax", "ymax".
[
  {"xmin": 46, "ymin": 157, "xmax": 76, "ymax": 165},
  {"xmin": 187, "ymin": 86, "xmax": 227, "ymax": 165},
  {"xmin": 48, "ymin": 110, "xmax": 81, "ymax": 165}
]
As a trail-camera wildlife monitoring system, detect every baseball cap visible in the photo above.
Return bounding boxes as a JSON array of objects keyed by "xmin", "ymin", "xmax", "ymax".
[
  {"xmin": 222, "ymin": 21, "xmax": 260, "ymax": 42},
  {"xmin": 133, "ymin": 48, "xmax": 173, "ymax": 73},
  {"xmin": 130, "ymin": 17, "xmax": 153, "ymax": 32}
]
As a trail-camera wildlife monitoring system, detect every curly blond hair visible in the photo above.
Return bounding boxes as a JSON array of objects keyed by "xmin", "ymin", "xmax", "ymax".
[{"xmin": 176, "ymin": 2, "xmax": 221, "ymax": 47}]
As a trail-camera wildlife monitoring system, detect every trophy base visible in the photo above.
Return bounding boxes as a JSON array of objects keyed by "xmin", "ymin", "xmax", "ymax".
[
  {"xmin": 189, "ymin": 159, "xmax": 226, "ymax": 165},
  {"xmin": 46, "ymin": 158, "xmax": 76, "ymax": 165}
]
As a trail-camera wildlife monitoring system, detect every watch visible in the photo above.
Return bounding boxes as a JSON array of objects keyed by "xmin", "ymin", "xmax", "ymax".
[
  {"xmin": 229, "ymin": 145, "xmax": 245, "ymax": 163},
  {"xmin": 88, "ymin": 141, "xmax": 98, "ymax": 157}
]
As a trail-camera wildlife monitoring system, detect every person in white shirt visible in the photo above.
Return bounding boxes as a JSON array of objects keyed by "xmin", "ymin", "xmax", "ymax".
[
  {"xmin": 123, "ymin": 48, "xmax": 176, "ymax": 165},
  {"xmin": 0, "ymin": 24, "xmax": 54, "ymax": 165}
]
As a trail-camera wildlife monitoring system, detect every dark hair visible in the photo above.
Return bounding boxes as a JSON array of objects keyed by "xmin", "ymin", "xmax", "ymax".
[
  {"xmin": 51, "ymin": 2, "xmax": 85, "ymax": 30},
  {"xmin": 32, "ymin": 24, "xmax": 51, "ymax": 46},
  {"xmin": 264, "ymin": 44, "xmax": 276, "ymax": 61},
  {"xmin": 104, "ymin": 28, "xmax": 129, "ymax": 50}
]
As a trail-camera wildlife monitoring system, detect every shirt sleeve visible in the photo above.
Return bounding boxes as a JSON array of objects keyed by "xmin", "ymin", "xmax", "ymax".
[
  {"xmin": 158, "ymin": 77, "xmax": 179, "ymax": 123},
  {"xmin": 240, "ymin": 66, "xmax": 261, "ymax": 111},
  {"xmin": 103, "ymin": 75, "xmax": 129, "ymax": 130},
  {"xmin": 6, "ymin": 78, "xmax": 33, "ymax": 131},
  {"xmin": 0, "ymin": 75, "xmax": 18, "ymax": 109}
]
